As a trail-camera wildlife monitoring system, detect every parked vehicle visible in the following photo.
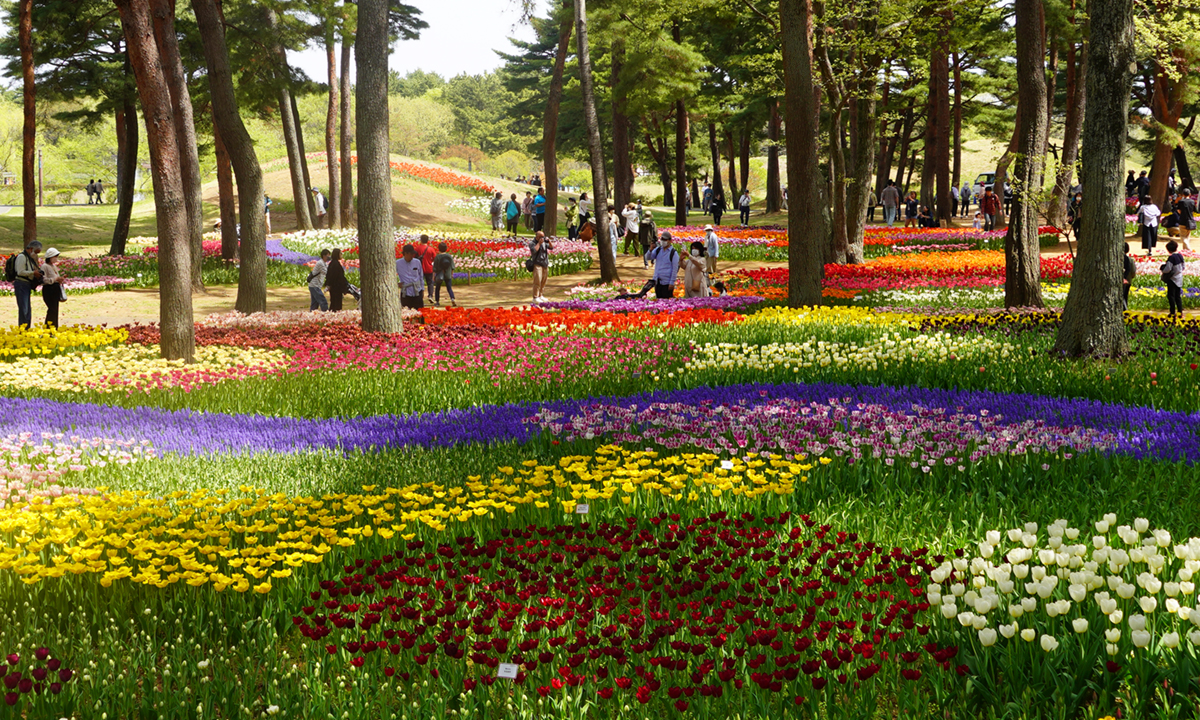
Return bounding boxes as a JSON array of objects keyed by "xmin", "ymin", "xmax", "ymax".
[{"xmin": 972, "ymin": 172, "xmax": 996, "ymax": 198}]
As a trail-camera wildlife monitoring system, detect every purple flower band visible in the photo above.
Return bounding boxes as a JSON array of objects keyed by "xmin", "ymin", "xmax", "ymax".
[{"xmin": 539, "ymin": 296, "xmax": 765, "ymax": 313}]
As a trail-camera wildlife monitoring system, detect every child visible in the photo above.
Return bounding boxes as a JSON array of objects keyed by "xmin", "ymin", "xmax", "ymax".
[
  {"xmin": 1139, "ymin": 196, "xmax": 1161, "ymax": 256},
  {"xmin": 1162, "ymin": 240, "xmax": 1185, "ymax": 317},
  {"xmin": 433, "ymin": 242, "xmax": 457, "ymax": 308},
  {"xmin": 973, "ymin": 212, "xmax": 983, "ymax": 230}
]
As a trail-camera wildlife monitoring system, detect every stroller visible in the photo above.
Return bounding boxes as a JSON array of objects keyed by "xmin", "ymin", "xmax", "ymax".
[
  {"xmin": 614, "ymin": 279, "xmax": 655, "ymax": 300},
  {"xmin": 347, "ymin": 284, "xmax": 362, "ymax": 307}
]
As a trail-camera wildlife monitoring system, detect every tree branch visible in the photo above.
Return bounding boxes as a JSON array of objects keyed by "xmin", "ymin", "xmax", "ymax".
[{"xmin": 740, "ymin": 0, "xmax": 777, "ymax": 29}]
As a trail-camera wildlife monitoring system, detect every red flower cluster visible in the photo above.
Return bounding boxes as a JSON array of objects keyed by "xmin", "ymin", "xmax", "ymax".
[
  {"xmin": 292, "ymin": 512, "xmax": 959, "ymax": 714},
  {"xmin": 3, "ymin": 648, "xmax": 73, "ymax": 708},
  {"xmin": 389, "ymin": 161, "xmax": 496, "ymax": 195}
]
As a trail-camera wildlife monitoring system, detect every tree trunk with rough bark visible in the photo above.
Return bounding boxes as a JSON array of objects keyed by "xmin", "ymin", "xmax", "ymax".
[
  {"xmin": 193, "ymin": 0, "xmax": 267, "ymax": 313},
  {"xmin": 292, "ymin": 95, "xmax": 318, "ymax": 222},
  {"xmin": 1003, "ymin": 0, "xmax": 1049, "ymax": 309},
  {"xmin": 19, "ymin": 0, "xmax": 34, "ymax": 249},
  {"xmin": 845, "ymin": 92, "xmax": 876, "ymax": 263},
  {"xmin": 611, "ymin": 41, "xmax": 634, "ymax": 213},
  {"xmin": 708, "ymin": 121, "xmax": 724, "ymax": 209},
  {"xmin": 267, "ymin": 8, "xmax": 312, "ymax": 232},
  {"xmin": 1147, "ymin": 55, "xmax": 1185, "ymax": 207},
  {"xmin": 780, "ymin": 0, "xmax": 826, "ymax": 307},
  {"xmin": 952, "ymin": 52, "xmax": 962, "ymax": 189},
  {"xmin": 726, "ymin": 132, "xmax": 736, "ymax": 200},
  {"xmin": 766, "ymin": 99, "xmax": 782, "ymax": 213},
  {"xmin": 645, "ymin": 132, "xmax": 673, "ymax": 206},
  {"xmin": 738, "ymin": 125, "xmax": 751, "ymax": 193},
  {"xmin": 575, "ymin": 0, "xmax": 617, "ymax": 281},
  {"xmin": 541, "ymin": 8, "xmax": 572, "ymax": 235},
  {"xmin": 325, "ymin": 34, "xmax": 341, "ymax": 228},
  {"xmin": 213, "ymin": 113, "xmax": 238, "ymax": 261},
  {"xmin": 339, "ymin": 39, "xmax": 354, "ymax": 225},
  {"xmin": 151, "ymin": 0, "xmax": 205, "ymax": 291},
  {"xmin": 992, "ymin": 123, "xmax": 1020, "ymax": 227},
  {"xmin": 110, "ymin": 99, "xmax": 138, "ymax": 255},
  {"xmin": 1049, "ymin": 38, "xmax": 1086, "ymax": 227},
  {"xmin": 674, "ymin": 100, "xmax": 688, "ymax": 226},
  {"xmin": 1054, "ymin": 0, "xmax": 1133, "ymax": 357},
  {"xmin": 117, "ymin": 0, "xmax": 193, "ymax": 361},
  {"xmin": 356, "ymin": 0, "xmax": 403, "ymax": 332},
  {"xmin": 828, "ymin": 104, "xmax": 849, "ymax": 263},
  {"xmin": 934, "ymin": 42, "xmax": 952, "ymax": 223}
]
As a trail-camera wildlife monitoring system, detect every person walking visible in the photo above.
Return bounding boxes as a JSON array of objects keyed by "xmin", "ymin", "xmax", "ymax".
[
  {"xmin": 489, "ymin": 191, "xmax": 505, "ymax": 234},
  {"xmin": 40, "ymin": 248, "xmax": 64, "ymax": 328},
  {"xmin": 12, "ymin": 240, "xmax": 42, "ymax": 328},
  {"xmin": 704, "ymin": 224, "xmax": 720, "ymax": 276},
  {"xmin": 606, "ymin": 206, "xmax": 620, "ymax": 261},
  {"xmin": 709, "ymin": 192, "xmax": 727, "ymax": 226},
  {"xmin": 1135, "ymin": 170, "xmax": 1151, "ymax": 199},
  {"xmin": 310, "ymin": 187, "xmax": 328, "ymax": 229},
  {"xmin": 521, "ymin": 192, "xmax": 534, "ymax": 230},
  {"xmin": 533, "ymin": 188, "xmax": 548, "ymax": 233},
  {"xmin": 960, "ymin": 183, "xmax": 972, "ymax": 217},
  {"xmin": 505, "ymin": 193, "xmax": 521, "ymax": 236},
  {"xmin": 1175, "ymin": 189, "xmax": 1196, "ymax": 251},
  {"xmin": 638, "ymin": 209, "xmax": 658, "ymax": 260},
  {"xmin": 621, "ymin": 203, "xmax": 640, "ymax": 255},
  {"xmin": 1163, "ymin": 240, "xmax": 1185, "ymax": 317},
  {"xmin": 1122, "ymin": 243, "xmax": 1137, "ymax": 311},
  {"xmin": 1125, "ymin": 170, "xmax": 1137, "ymax": 198},
  {"xmin": 94, "ymin": 179, "xmax": 104, "ymax": 204},
  {"xmin": 880, "ymin": 180, "xmax": 901, "ymax": 227},
  {"xmin": 86, "ymin": 180, "xmax": 95, "ymax": 205},
  {"xmin": 645, "ymin": 232, "xmax": 680, "ymax": 299},
  {"xmin": 264, "ymin": 194, "xmax": 274, "ymax": 234},
  {"xmin": 950, "ymin": 184, "xmax": 960, "ymax": 218},
  {"xmin": 307, "ymin": 249, "xmax": 330, "ymax": 312},
  {"xmin": 867, "ymin": 188, "xmax": 878, "ymax": 222},
  {"xmin": 326, "ymin": 248, "xmax": 348, "ymax": 311},
  {"xmin": 1138, "ymin": 195, "xmax": 1161, "ymax": 256},
  {"xmin": 527, "ymin": 231, "xmax": 552, "ymax": 302},
  {"xmin": 396, "ymin": 244, "xmax": 425, "ymax": 309},
  {"xmin": 980, "ymin": 188, "xmax": 1001, "ymax": 231},
  {"xmin": 904, "ymin": 192, "xmax": 919, "ymax": 228},
  {"xmin": 433, "ymin": 242, "xmax": 457, "ymax": 307},
  {"xmin": 683, "ymin": 241, "xmax": 709, "ymax": 297},
  {"xmin": 413, "ymin": 235, "xmax": 437, "ymax": 298},
  {"xmin": 702, "ymin": 182, "xmax": 712, "ymax": 213},
  {"xmin": 738, "ymin": 190, "xmax": 752, "ymax": 226}
]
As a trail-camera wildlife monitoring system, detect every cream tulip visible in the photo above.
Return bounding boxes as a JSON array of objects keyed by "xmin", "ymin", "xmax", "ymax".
[
  {"xmin": 1131, "ymin": 630, "xmax": 1152, "ymax": 648},
  {"xmin": 1161, "ymin": 632, "xmax": 1180, "ymax": 649},
  {"xmin": 978, "ymin": 628, "xmax": 997, "ymax": 647},
  {"xmin": 1040, "ymin": 635, "xmax": 1059, "ymax": 652},
  {"xmin": 1021, "ymin": 628, "xmax": 1036, "ymax": 642},
  {"xmin": 1105, "ymin": 629, "xmax": 1121, "ymax": 643},
  {"xmin": 1072, "ymin": 618, "xmax": 1089, "ymax": 634}
]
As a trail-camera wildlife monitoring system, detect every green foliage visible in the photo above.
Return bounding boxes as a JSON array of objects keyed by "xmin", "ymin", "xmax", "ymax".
[
  {"xmin": 388, "ymin": 95, "xmax": 454, "ymax": 159},
  {"xmin": 440, "ymin": 71, "xmax": 537, "ymax": 156},
  {"xmin": 387, "ymin": 68, "xmax": 445, "ymax": 97}
]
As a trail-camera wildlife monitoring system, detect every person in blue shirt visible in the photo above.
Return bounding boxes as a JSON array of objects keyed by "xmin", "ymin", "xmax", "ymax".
[
  {"xmin": 644, "ymin": 232, "xmax": 680, "ymax": 299},
  {"xmin": 533, "ymin": 189, "xmax": 547, "ymax": 233}
]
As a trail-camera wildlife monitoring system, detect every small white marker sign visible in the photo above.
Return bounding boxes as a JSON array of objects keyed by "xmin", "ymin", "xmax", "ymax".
[
  {"xmin": 720, "ymin": 460, "xmax": 734, "ymax": 470},
  {"xmin": 497, "ymin": 663, "xmax": 519, "ymax": 679},
  {"xmin": 575, "ymin": 504, "xmax": 590, "ymax": 515}
]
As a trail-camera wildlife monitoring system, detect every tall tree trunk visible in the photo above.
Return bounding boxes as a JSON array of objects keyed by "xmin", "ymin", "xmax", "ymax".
[
  {"xmin": 781, "ymin": 0, "xmax": 827, "ymax": 307},
  {"xmin": 952, "ymin": 52, "xmax": 962, "ymax": 190},
  {"xmin": 1049, "ymin": 38, "xmax": 1086, "ymax": 227},
  {"xmin": 325, "ymin": 33, "xmax": 341, "ymax": 228},
  {"xmin": 828, "ymin": 105, "xmax": 849, "ymax": 263},
  {"xmin": 1003, "ymin": 0, "xmax": 1049, "ymax": 309},
  {"xmin": 339, "ymin": 38, "xmax": 354, "ymax": 225},
  {"xmin": 708, "ymin": 121, "xmax": 725, "ymax": 208},
  {"xmin": 19, "ymin": 0, "xmax": 34, "ymax": 249},
  {"xmin": 992, "ymin": 124, "xmax": 1020, "ymax": 227},
  {"xmin": 646, "ymin": 132, "xmax": 673, "ymax": 206},
  {"xmin": 934, "ymin": 42, "xmax": 952, "ymax": 223},
  {"xmin": 575, "ymin": 0, "xmax": 617, "ymax": 281},
  {"xmin": 894, "ymin": 104, "xmax": 918, "ymax": 195},
  {"xmin": 610, "ymin": 41, "xmax": 634, "ymax": 213},
  {"xmin": 1174, "ymin": 144, "xmax": 1193, "ymax": 192},
  {"xmin": 766, "ymin": 100, "xmax": 782, "ymax": 213},
  {"xmin": 691, "ymin": 177, "xmax": 701, "ymax": 209},
  {"xmin": 193, "ymin": 0, "xmax": 266, "ymax": 314},
  {"xmin": 726, "ymin": 132, "xmax": 737, "ymax": 200},
  {"xmin": 110, "ymin": 98, "xmax": 138, "ymax": 255},
  {"xmin": 116, "ymin": 0, "xmax": 193, "ymax": 361},
  {"xmin": 151, "ymin": 0, "xmax": 205, "ymax": 292},
  {"xmin": 1147, "ymin": 55, "xmax": 1185, "ymax": 207},
  {"xmin": 213, "ymin": 112, "xmax": 238, "ymax": 261},
  {"xmin": 356, "ymin": 0, "xmax": 403, "ymax": 331},
  {"xmin": 292, "ymin": 95, "xmax": 318, "ymax": 222},
  {"xmin": 541, "ymin": 7, "xmax": 572, "ymax": 236},
  {"xmin": 1054, "ymin": 0, "xmax": 1133, "ymax": 357},
  {"xmin": 738, "ymin": 125, "xmax": 751, "ymax": 193},
  {"xmin": 920, "ymin": 54, "xmax": 936, "ymax": 210},
  {"xmin": 845, "ymin": 92, "xmax": 876, "ymax": 263},
  {"xmin": 267, "ymin": 9, "xmax": 313, "ymax": 232},
  {"xmin": 672, "ymin": 24, "xmax": 688, "ymax": 227}
]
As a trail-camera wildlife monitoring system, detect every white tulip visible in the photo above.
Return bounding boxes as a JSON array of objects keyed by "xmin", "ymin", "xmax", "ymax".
[
  {"xmin": 953, "ymin": 558, "xmax": 969, "ymax": 573},
  {"xmin": 1132, "ymin": 630, "xmax": 1152, "ymax": 648},
  {"xmin": 1117, "ymin": 583, "xmax": 1136, "ymax": 599},
  {"xmin": 1181, "ymin": 581, "xmax": 1195, "ymax": 595},
  {"xmin": 1022, "ymin": 597, "xmax": 1038, "ymax": 613},
  {"xmin": 1040, "ymin": 635, "xmax": 1059, "ymax": 652},
  {"xmin": 1024, "ymin": 522, "xmax": 1039, "ymax": 534},
  {"xmin": 1096, "ymin": 520, "xmax": 1110, "ymax": 534},
  {"xmin": 965, "ymin": 590, "xmax": 980, "ymax": 605},
  {"xmin": 1099, "ymin": 597, "xmax": 1118, "ymax": 616},
  {"xmin": 1154, "ymin": 530, "xmax": 1171, "ymax": 547},
  {"xmin": 1162, "ymin": 632, "xmax": 1180, "ymax": 649},
  {"xmin": 978, "ymin": 628, "xmax": 997, "ymax": 647},
  {"xmin": 1190, "ymin": 630, "xmax": 1200, "ymax": 646},
  {"xmin": 951, "ymin": 583, "xmax": 966, "ymax": 597},
  {"xmin": 1165, "ymin": 582, "xmax": 1180, "ymax": 597},
  {"xmin": 943, "ymin": 595, "xmax": 957, "ymax": 605},
  {"xmin": 1139, "ymin": 596, "xmax": 1158, "ymax": 613},
  {"xmin": 1008, "ymin": 528, "xmax": 1024, "ymax": 542},
  {"xmin": 1105, "ymin": 629, "xmax": 1121, "ymax": 643},
  {"xmin": 998, "ymin": 579, "xmax": 1015, "ymax": 595},
  {"xmin": 1065, "ymin": 528, "xmax": 1080, "ymax": 540},
  {"xmin": 1013, "ymin": 564, "xmax": 1030, "ymax": 579},
  {"xmin": 1134, "ymin": 518, "xmax": 1149, "ymax": 533},
  {"xmin": 1032, "ymin": 566, "xmax": 1047, "ymax": 582},
  {"xmin": 1104, "ymin": 513, "xmax": 1117, "ymax": 525},
  {"xmin": 1145, "ymin": 577, "xmax": 1162, "ymax": 595},
  {"xmin": 1039, "ymin": 549, "xmax": 1057, "ymax": 565},
  {"xmin": 1181, "ymin": 568, "xmax": 1195, "ymax": 582},
  {"xmin": 1046, "ymin": 602, "xmax": 1061, "ymax": 618},
  {"xmin": 1072, "ymin": 618, "xmax": 1089, "ymax": 634},
  {"xmin": 979, "ymin": 543, "xmax": 994, "ymax": 559},
  {"xmin": 974, "ymin": 597, "xmax": 993, "ymax": 614},
  {"xmin": 999, "ymin": 623, "xmax": 1017, "ymax": 639},
  {"xmin": 931, "ymin": 567, "xmax": 950, "ymax": 583},
  {"xmin": 986, "ymin": 530, "xmax": 1001, "ymax": 546},
  {"xmin": 1048, "ymin": 524, "xmax": 1064, "ymax": 538},
  {"xmin": 1109, "ymin": 610, "xmax": 1124, "ymax": 625},
  {"xmin": 1106, "ymin": 643, "xmax": 1119, "ymax": 656},
  {"xmin": 1179, "ymin": 606, "xmax": 1191, "ymax": 621},
  {"xmin": 1008, "ymin": 604, "xmax": 1024, "ymax": 619},
  {"xmin": 1167, "ymin": 598, "xmax": 1181, "ymax": 614},
  {"xmin": 972, "ymin": 615, "xmax": 988, "ymax": 630},
  {"xmin": 927, "ymin": 592, "xmax": 943, "ymax": 606},
  {"xmin": 1021, "ymin": 628, "xmax": 1036, "ymax": 642},
  {"xmin": 941, "ymin": 603, "xmax": 958, "ymax": 619},
  {"xmin": 1022, "ymin": 534, "xmax": 1038, "ymax": 549},
  {"xmin": 1129, "ymin": 614, "xmax": 1147, "ymax": 632},
  {"xmin": 1069, "ymin": 584, "xmax": 1087, "ymax": 603}
]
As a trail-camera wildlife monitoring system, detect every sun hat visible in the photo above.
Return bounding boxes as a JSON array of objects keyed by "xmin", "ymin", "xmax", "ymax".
[
  {"xmin": 44, "ymin": 248, "xmax": 60, "ymax": 259},
  {"xmin": 704, "ymin": 224, "xmax": 713, "ymax": 231}
]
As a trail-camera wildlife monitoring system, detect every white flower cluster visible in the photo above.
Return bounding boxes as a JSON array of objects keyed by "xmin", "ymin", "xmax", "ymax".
[{"xmin": 929, "ymin": 515, "xmax": 1200, "ymax": 655}]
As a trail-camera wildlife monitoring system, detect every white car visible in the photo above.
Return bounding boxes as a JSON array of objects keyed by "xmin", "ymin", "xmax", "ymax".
[{"xmin": 972, "ymin": 172, "xmax": 996, "ymax": 199}]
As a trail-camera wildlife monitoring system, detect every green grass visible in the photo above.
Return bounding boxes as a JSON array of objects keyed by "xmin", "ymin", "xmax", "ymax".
[{"xmin": 0, "ymin": 201, "xmax": 164, "ymax": 255}]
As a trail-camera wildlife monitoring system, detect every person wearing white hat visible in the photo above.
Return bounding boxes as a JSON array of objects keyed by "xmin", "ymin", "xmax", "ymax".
[
  {"xmin": 40, "ymin": 248, "xmax": 64, "ymax": 328},
  {"xmin": 704, "ymin": 225, "xmax": 720, "ymax": 276}
]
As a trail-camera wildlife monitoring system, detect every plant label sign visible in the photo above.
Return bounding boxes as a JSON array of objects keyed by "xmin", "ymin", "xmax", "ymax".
[
  {"xmin": 497, "ymin": 663, "xmax": 519, "ymax": 679},
  {"xmin": 720, "ymin": 460, "xmax": 734, "ymax": 470},
  {"xmin": 575, "ymin": 504, "xmax": 590, "ymax": 515}
]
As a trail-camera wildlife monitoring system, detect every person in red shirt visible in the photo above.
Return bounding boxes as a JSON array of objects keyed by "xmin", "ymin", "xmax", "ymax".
[
  {"xmin": 980, "ymin": 188, "xmax": 1002, "ymax": 231},
  {"xmin": 413, "ymin": 235, "xmax": 437, "ymax": 298}
]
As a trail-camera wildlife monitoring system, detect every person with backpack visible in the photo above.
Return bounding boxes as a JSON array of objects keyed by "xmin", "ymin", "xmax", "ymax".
[
  {"xmin": 433, "ymin": 242, "xmax": 457, "ymax": 308},
  {"xmin": 709, "ymin": 192, "xmax": 727, "ymax": 226},
  {"xmin": 1122, "ymin": 243, "xmax": 1137, "ymax": 310},
  {"xmin": 8, "ymin": 240, "xmax": 43, "ymax": 328},
  {"xmin": 738, "ymin": 190, "xmax": 752, "ymax": 226},
  {"xmin": 645, "ymin": 232, "xmax": 680, "ymax": 299},
  {"xmin": 1162, "ymin": 240, "xmax": 1185, "ymax": 317},
  {"xmin": 307, "ymin": 249, "xmax": 330, "ymax": 312},
  {"xmin": 505, "ymin": 193, "xmax": 521, "ymax": 236},
  {"xmin": 980, "ymin": 188, "xmax": 1001, "ymax": 231},
  {"xmin": 1138, "ymin": 195, "xmax": 1161, "ymax": 256},
  {"xmin": 638, "ymin": 209, "xmax": 658, "ymax": 262},
  {"xmin": 413, "ymin": 235, "xmax": 437, "ymax": 298},
  {"xmin": 521, "ymin": 192, "xmax": 534, "ymax": 230}
]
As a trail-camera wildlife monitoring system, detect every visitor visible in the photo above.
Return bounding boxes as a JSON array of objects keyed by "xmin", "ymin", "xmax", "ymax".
[
  {"xmin": 533, "ymin": 187, "xmax": 547, "ymax": 233},
  {"xmin": 433, "ymin": 242, "xmax": 457, "ymax": 308},
  {"xmin": 972, "ymin": 212, "xmax": 983, "ymax": 230},
  {"xmin": 414, "ymin": 235, "xmax": 437, "ymax": 298},
  {"xmin": 904, "ymin": 192, "xmax": 919, "ymax": 229},
  {"xmin": 738, "ymin": 189, "xmax": 752, "ymax": 226},
  {"xmin": 622, "ymin": 203, "xmax": 640, "ymax": 255},
  {"xmin": 917, "ymin": 205, "xmax": 937, "ymax": 228},
  {"xmin": 1122, "ymin": 243, "xmax": 1136, "ymax": 311},
  {"xmin": 606, "ymin": 206, "xmax": 620, "ymax": 261},
  {"xmin": 645, "ymin": 232, "xmax": 680, "ymax": 299},
  {"xmin": 566, "ymin": 198, "xmax": 579, "ymax": 240},
  {"xmin": 1136, "ymin": 170, "xmax": 1151, "ymax": 199},
  {"xmin": 307, "ymin": 249, "xmax": 331, "ymax": 312},
  {"xmin": 710, "ymin": 281, "xmax": 728, "ymax": 297},
  {"xmin": 683, "ymin": 241, "xmax": 709, "ymax": 298},
  {"xmin": 522, "ymin": 192, "xmax": 534, "ymax": 230},
  {"xmin": 527, "ymin": 231, "xmax": 552, "ymax": 302},
  {"xmin": 1003, "ymin": 186, "xmax": 1014, "ymax": 215},
  {"xmin": 1163, "ymin": 240, "xmax": 1185, "ymax": 317},
  {"xmin": 94, "ymin": 179, "xmax": 103, "ymax": 204},
  {"xmin": 490, "ymin": 191, "xmax": 505, "ymax": 233},
  {"xmin": 40, "ymin": 248, "xmax": 63, "ymax": 329},
  {"xmin": 709, "ymin": 191, "xmax": 726, "ymax": 226},
  {"xmin": 638, "ymin": 209, "xmax": 658, "ymax": 260},
  {"xmin": 1138, "ymin": 195, "xmax": 1160, "ymax": 256},
  {"xmin": 310, "ymin": 187, "xmax": 328, "ymax": 229},
  {"xmin": 950, "ymin": 184, "xmax": 960, "ymax": 218},
  {"xmin": 11, "ymin": 240, "xmax": 42, "ymax": 328},
  {"xmin": 960, "ymin": 183, "xmax": 972, "ymax": 217},
  {"xmin": 1175, "ymin": 189, "xmax": 1196, "ymax": 251},
  {"xmin": 505, "ymin": 193, "xmax": 521, "ymax": 236},
  {"xmin": 326, "ymin": 248, "xmax": 348, "ymax": 312},
  {"xmin": 867, "ymin": 188, "xmax": 877, "ymax": 222},
  {"xmin": 880, "ymin": 180, "xmax": 900, "ymax": 227},
  {"xmin": 264, "ymin": 194, "xmax": 273, "ymax": 234},
  {"xmin": 86, "ymin": 180, "xmax": 95, "ymax": 205},
  {"xmin": 1168, "ymin": 170, "xmax": 1178, "ymax": 196},
  {"xmin": 578, "ymin": 192, "xmax": 591, "ymax": 227},
  {"xmin": 396, "ymin": 244, "xmax": 425, "ymax": 309},
  {"xmin": 702, "ymin": 182, "xmax": 712, "ymax": 213},
  {"xmin": 615, "ymin": 279, "xmax": 655, "ymax": 300},
  {"xmin": 1125, "ymin": 170, "xmax": 1137, "ymax": 198},
  {"xmin": 1068, "ymin": 194, "xmax": 1083, "ymax": 240},
  {"xmin": 782, "ymin": 188, "xmax": 788, "ymax": 211},
  {"xmin": 980, "ymin": 188, "xmax": 1000, "ymax": 231},
  {"xmin": 704, "ymin": 224, "xmax": 720, "ymax": 276},
  {"xmin": 1163, "ymin": 195, "xmax": 1180, "ymax": 238}
]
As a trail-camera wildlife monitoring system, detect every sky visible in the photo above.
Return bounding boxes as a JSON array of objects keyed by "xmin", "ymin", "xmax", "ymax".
[{"xmin": 289, "ymin": 0, "xmax": 545, "ymax": 84}]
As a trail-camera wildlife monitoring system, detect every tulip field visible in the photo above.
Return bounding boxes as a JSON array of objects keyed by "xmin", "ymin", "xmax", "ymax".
[{"xmin": 1, "ymin": 225, "xmax": 1200, "ymax": 720}]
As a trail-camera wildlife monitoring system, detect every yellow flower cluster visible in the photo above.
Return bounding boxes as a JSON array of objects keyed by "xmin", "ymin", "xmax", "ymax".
[
  {"xmin": 0, "ymin": 344, "xmax": 289, "ymax": 393},
  {"xmin": 742, "ymin": 305, "xmax": 914, "ymax": 328},
  {"xmin": 0, "ymin": 447, "xmax": 816, "ymax": 591},
  {"xmin": 0, "ymin": 324, "xmax": 128, "ymax": 359}
]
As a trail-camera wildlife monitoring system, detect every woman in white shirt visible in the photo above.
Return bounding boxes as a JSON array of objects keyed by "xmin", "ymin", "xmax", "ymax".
[
  {"xmin": 1139, "ymin": 196, "xmax": 1161, "ymax": 256},
  {"xmin": 40, "ymin": 248, "xmax": 64, "ymax": 328}
]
